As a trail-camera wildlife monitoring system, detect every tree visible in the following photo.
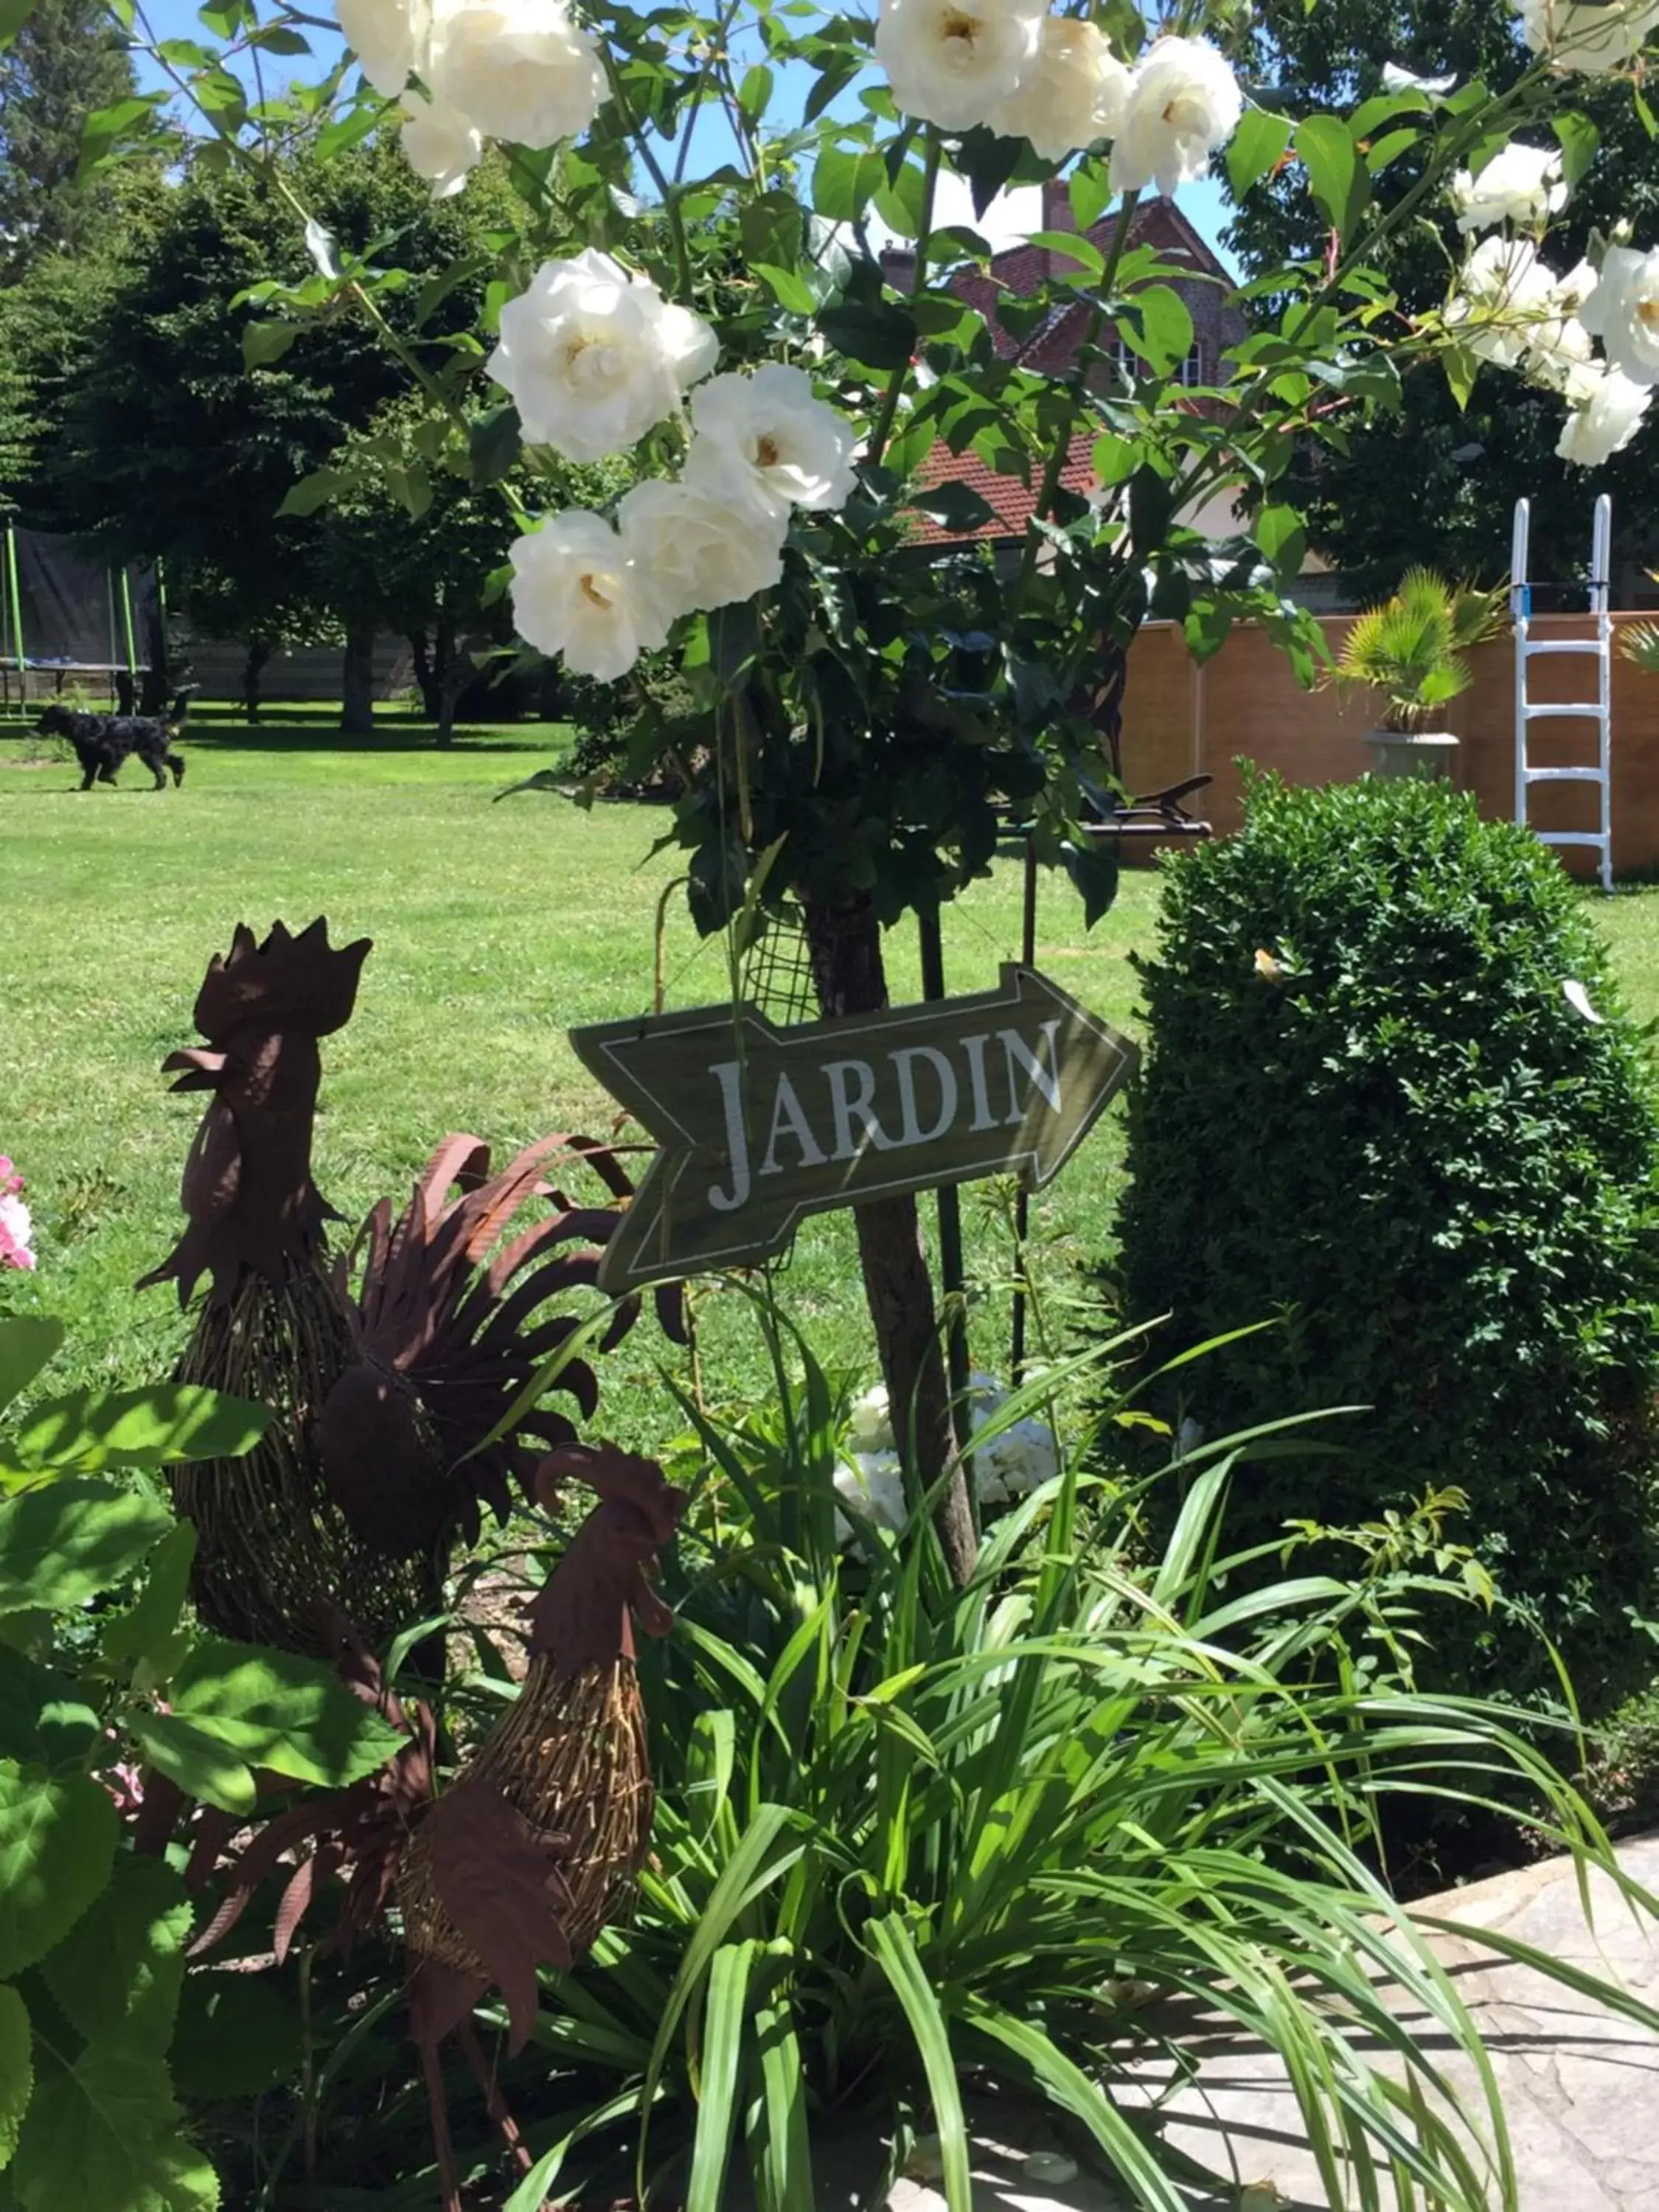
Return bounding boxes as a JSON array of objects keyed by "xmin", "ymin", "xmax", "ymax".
[
  {"xmin": 0, "ymin": 0, "xmax": 143, "ymax": 276},
  {"xmin": 1229, "ymin": 0, "xmax": 1659, "ymax": 595},
  {"xmin": 53, "ymin": 137, "xmax": 518, "ymax": 728}
]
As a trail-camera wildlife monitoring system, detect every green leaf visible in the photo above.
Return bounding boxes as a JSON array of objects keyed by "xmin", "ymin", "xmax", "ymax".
[
  {"xmin": 811, "ymin": 145, "xmax": 884, "ymax": 223},
  {"xmin": 100, "ymin": 1525, "xmax": 196, "ymax": 1674},
  {"xmin": 0, "ymin": 1646, "xmax": 97, "ymax": 1771},
  {"xmin": 0, "ymin": 1324, "xmax": 63, "ymax": 1419},
  {"xmin": 754, "ymin": 263, "xmax": 818, "ymax": 316},
  {"xmin": 128, "ymin": 1714, "xmax": 256, "ymax": 1817},
  {"xmin": 41, "ymin": 1857, "xmax": 189, "ymax": 2048},
  {"xmin": 737, "ymin": 63, "xmax": 773, "ymax": 122},
  {"xmin": 0, "ymin": 1480, "xmax": 170, "ymax": 1616},
  {"xmin": 1443, "ymin": 341, "xmax": 1479, "ymax": 412},
  {"xmin": 1063, "ymin": 837, "xmax": 1120, "ymax": 931},
  {"xmin": 0, "ymin": 1764, "xmax": 118, "ymax": 1978},
  {"xmin": 470, "ymin": 403, "xmax": 522, "ymax": 487},
  {"xmin": 12, "ymin": 2042, "xmax": 218, "ymax": 2212},
  {"xmin": 277, "ymin": 467, "xmax": 344, "ymax": 518},
  {"xmin": 9, "ymin": 1386, "xmax": 268, "ymax": 1475},
  {"xmin": 1127, "ymin": 462, "xmax": 1174, "ymax": 560},
  {"xmin": 1551, "ymin": 111, "xmax": 1600, "ymax": 189},
  {"xmin": 739, "ymin": 191, "xmax": 803, "ymax": 276},
  {"xmin": 865, "ymin": 1916, "xmax": 970, "ymax": 2212},
  {"xmin": 1123, "ymin": 285, "xmax": 1194, "ymax": 378},
  {"xmin": 168, "ymin": 1638, "xmax": 408, "ymax": 1787},
  {"xmin": 77, "ymin": 96, "xmax": 154, "ymax": 178},
  {"xmin": 0, "ymin": 1986, "xmax": 29, "ymax": 2171},
  {"xmin": 1296, "ymin": 114, "xmax": 1365, "ymax": 239},
  {"xmin": 685, "ymin": 1941, "xmax": 756, "ymax": 2212},
  {"xmin": 743, "ymin": 1980, "xmax": 814, "ymax": 2212},
  {"xmin": 1068, "ymin": 159, "xmax": 1110, "ymax": 232},
  {"xmin": 242, "ymin": 321, "xmax": 301, "ymax": 372},
  {"xmin": 815, "ymin": 300, "xmax": 917, "ymax": 372},
  {"xmin": 1228, "ymin": 108, "xmax": 1293, "ymax": 198},
  {"xmin": 911, "ymin": 479, "xmax": 995, "ymax": 534},
  {"xmin": 1256, "ymin": 503, "xmax": 1308, "ymax": 578}
]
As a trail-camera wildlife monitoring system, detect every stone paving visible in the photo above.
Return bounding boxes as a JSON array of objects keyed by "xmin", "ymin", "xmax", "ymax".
[{"xmin": 746, "ymin": 1836, "xmax": 1659, "ymax": 2211}]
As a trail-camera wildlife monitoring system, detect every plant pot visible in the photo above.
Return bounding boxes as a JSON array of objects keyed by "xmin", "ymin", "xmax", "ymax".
[{"xmin": 1365, "ymin": 728, "xmax": 1458, "ymax": 782}]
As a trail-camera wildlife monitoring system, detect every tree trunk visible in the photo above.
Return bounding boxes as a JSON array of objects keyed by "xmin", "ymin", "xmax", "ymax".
[
  {"xmin": 243, "ymin": 641, "xmax": 270, "ymax": 725},
  {"xmin": 407, "ymin": 628, "xmax": 441, "ymax": 720},
  {"xmin": 802, "ymin": 895, "xmax": 977, "ymax": 1587},
  {"xmin": 435, "ymin": 614, "xmax": 463, "ymax": 748},
  {"xmin": 341, "ymin": 627, "xmax": 375, "ymax": 736}
]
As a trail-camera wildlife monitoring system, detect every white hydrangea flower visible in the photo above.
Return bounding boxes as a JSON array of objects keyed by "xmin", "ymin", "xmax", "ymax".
[
  {"xmin": 488, "ymin": 249, "xmax": 719, "ymax": 464},
  {"xmin": 616, "ymin": 479, "xmax": 787, "ymax": 617},
  {"xmin": 509, "ymin": 512, "xmax": 673, "ymax": 681},
  {"xmin": 874, "ymin": 0, "xmax": 1046, "ymax": 133},
  {"xmin": 1516, "ymin": 0, "xmax": 1659, "ymax": 72},
  {"xmin": 337, "ymin": 0, "xmax": 431, "ymax": 96},
  {"xmin": 1577, "ymin": 243, "xmax": 1659, "ymax": 386},
  {"xmin": 428, "ymin": 0, "xmax": 605, "ymax": 150},
  {"xmin": 399, "ymin": 94, "xmax": 482, "ymax": 198},
  {"xmin": 1447, "ymin": 235, "xmax": 1559, "ymax": 366},
  {"xmin": 1450, "ymin": 142, "xmax": 1567, "ymax": 234},
  {"xmin": 984, "ymin": 18, "xmax": 1132, "ymax": 161},
  {"xmin": 684, "ymin": 366, "xmax": 858, "ymax": 523},
  {"xmin": 1110, "ymin": 35, "xmax": 1243, "ymax": 199},
  {"xmin": 1556, "ymin": 363, "xmax": 1652, "ymax": 465}
]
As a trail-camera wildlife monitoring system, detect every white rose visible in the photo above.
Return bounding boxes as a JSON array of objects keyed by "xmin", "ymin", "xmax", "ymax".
[
  {"xmin": 488, "ymin": 249, "xmax": 717, "ymax": 463},
  {"xmin": 336, "ymin": 0, "xmax": 431, "ymax": 95},
  {"xmin": 847, "ymin": 1381, "xmax": 896, "ymax": 1454},
  {"xmin": 1110, "ymin": 35, "xmax": 1243, "ymax": 199},
  {"xmin": 1556, "ymin": 364, "xmax": 1652, "ymax": 465},
  {"xmin": 616, "ymin": 479, "xmax": 787, "ymax": 616},
  {"xmin": 984, "ymin": 18, "xmax": 1132, "ymax": 160},
  {"xmin": 833, "ymin": 1450, "xmax": 908, "ymax": 1541},
  {"xmin": 874, "ymin": 0, "xmax": 1045, "ymax": 134},
  {"xmin": 399, "ymin": 95, "xmax": 481, "ymax": 198},
  {"xmin": 1577, "ymin": 243, "xmax": 1659, "ymax": 386},
  {"xmin": 1447, "ymin": 235, "xmax": 1558, "ymax": 366},
  {"xmin": 428, "ymin": 0, "xmax": 605, "ymax": 149},
  {"xmin": 509, "ymin": 512, "xmax": 673, "ymax": 681},
  {"xmin": 684, "ymin": 365, "xmax": 858, "ymax": 522},
  {"xmin": 1516, "ymin": 0, "xmax": 1659, "ymax": 71},
  {"xmin": 1450, "ymin": 142, "xmax": 1567, "ymax": 234}
]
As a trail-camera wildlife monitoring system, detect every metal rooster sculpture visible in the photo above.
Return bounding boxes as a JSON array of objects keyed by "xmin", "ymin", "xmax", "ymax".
[
  {"xmin": 146, "ymin": 919, "xmax": 674, "ymax": 1658},
  {"xmin": 190, "ymin": 1444, "xmax": 685, "ymax": 2212}
]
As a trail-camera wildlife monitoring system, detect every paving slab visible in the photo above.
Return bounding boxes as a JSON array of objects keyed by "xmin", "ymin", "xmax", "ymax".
[{"xmin": 724, "ymin": 1837, "xmax": 1659, "ymax": 2211}]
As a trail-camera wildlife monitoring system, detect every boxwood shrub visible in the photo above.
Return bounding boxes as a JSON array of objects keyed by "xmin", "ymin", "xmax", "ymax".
[{"xmin": 1115, "ymin": 771, "xmax": 1659, "ymax": 1719}]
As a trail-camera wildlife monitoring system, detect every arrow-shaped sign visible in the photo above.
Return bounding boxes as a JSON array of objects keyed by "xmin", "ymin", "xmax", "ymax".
[{"xmin": 571, "ymin": 965, "xmax": 1138, "ymax": 1292}]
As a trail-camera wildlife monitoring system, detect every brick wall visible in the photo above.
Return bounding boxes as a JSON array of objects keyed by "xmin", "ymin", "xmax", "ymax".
[{"xmin": 1120, "ymin": 613, "xmax": 1659, "ymax": 879}]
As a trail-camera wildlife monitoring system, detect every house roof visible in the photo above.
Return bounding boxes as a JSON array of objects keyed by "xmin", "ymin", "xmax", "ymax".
[{"xmin": 911, "ymin": 431, "xmax": 1101, "ymax": 547}]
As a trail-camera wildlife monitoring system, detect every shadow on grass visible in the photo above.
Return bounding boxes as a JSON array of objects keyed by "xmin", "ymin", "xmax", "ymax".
[{"xmin": 179, "ymin": 720, "xmax": 566, "ymax": 756}]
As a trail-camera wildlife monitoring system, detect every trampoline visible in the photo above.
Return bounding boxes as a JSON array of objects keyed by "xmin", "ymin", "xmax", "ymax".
[{"xmin": 0, "ymin": 526, "xmax": 164, "ymax": 716}]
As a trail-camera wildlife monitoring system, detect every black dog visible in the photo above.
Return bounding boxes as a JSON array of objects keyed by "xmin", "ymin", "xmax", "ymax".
[{"xmin": 38, "ymin": 686, "xmax": 198, "ymax": 792}]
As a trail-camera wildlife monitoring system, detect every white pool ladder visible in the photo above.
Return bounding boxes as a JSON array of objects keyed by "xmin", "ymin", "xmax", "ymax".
[{"xmin": 1511, "ymin": 494, "xmax": 1614, "ymax": 894}]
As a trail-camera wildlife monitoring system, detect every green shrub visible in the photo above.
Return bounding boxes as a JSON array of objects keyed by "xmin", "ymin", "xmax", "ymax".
[{"xmin": 1113, "ymin": 771, "xmax": 1659, "ymax": 1721}]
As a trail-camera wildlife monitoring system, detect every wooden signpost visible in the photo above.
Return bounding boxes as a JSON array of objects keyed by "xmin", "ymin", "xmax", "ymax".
[{"xmin": 571, "ymin": 965, "xmax": 1138, "ymax": 1292}]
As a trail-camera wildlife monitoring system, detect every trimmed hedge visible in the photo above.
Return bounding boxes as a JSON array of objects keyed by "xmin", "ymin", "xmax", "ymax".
[{"xmin": 1116, "ymin": 772, "xmax": 1659, "ymax": 1718}]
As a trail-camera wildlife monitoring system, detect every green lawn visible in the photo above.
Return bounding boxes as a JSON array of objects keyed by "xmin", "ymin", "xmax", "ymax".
[{"xmin": 3, "ymin": 720, "xmax": 1158, "ymax": 1436}]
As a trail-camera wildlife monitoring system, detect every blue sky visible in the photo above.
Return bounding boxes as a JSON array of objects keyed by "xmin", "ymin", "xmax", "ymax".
[{"xmin": 130, "ymin": 0, "xmax": 1239, "ymax": 270}]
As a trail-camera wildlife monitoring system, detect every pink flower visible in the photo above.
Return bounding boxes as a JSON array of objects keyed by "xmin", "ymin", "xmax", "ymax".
[{"xmin": 0, "ymin": 1156, "xmax": 36, "ymax": 1272}]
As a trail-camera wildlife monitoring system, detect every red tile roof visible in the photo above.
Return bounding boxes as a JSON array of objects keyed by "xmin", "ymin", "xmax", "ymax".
[{"xmin": 911, "ymin": 430, "xmax": 1100, "ymax": 546}]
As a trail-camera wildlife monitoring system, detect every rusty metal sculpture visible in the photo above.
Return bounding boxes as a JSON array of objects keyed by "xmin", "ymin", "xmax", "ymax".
[
  {"xmin": 145, "ymin": 919, "xmax": 670, "ymax": 1658},
  {"xmin": 190, "ymin": 1446, "xmax": 684, "ymax": 2212}
]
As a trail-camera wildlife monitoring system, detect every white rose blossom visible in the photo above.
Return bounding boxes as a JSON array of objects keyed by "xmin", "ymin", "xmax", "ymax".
[
  {"xmin": 399, "ymin": 94, "xmax": 482, "ymax": 198},
  {"xmin": 488, "ymin": 249, "xmax": 719, "ymax": 463},
  {"xmin": 873, "ymin": 0, "xmax": 1045, "ymax": 134},
  {"xmin": 684, "ymin": 365, "xmax": 858, "ymax": 523},
  {"xmin": 1110, "ymin": 35, "xmax": 1243, "ymax": 199},
  {"xmin": 1577, "ymin": 243, "xmax": 1659, "ymax": 386},
  {"xmin": 616, "ymin": 479, "xmax": 787, "ymax": 616},
  {"xmin": 1524, "ymin": 258, "xmax": 1599, "ymax": 388},
  {"xmin": 428, "ymin": 0, "xmax": 605, "ymax": 150},
  {"xmin": 509, "ymin": 512, "xmax": 673, "ymax": 681},
  {"xmin": 1447, "ymin": 235, "xmax": 1559, "ymax": 366},
  {"xmin": 1556, "ymin": 362, "xmax": 1652, "ymax": 465},
  {"xmin": 834, "ymin": 1450, "xmax": 908, "ymax": 1540},
  {"xmin": 1516, "ymin": 0, "xmax": 1659, "ymax": 72},
  {"xmin": 337, "ymin": 0, "xmax": 431, "ymax": 95},
  {"xmin": 985, "ymin": 18, "xmax": 1133, "ymax": 161},
  {"xmin": 1450, "ymin": 142, "xmax": 1568, "ymax": 234}
]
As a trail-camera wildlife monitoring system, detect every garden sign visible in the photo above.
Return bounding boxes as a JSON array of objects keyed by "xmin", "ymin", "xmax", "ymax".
[{"xmin": 572, "ymin": 967, "xmax": 1137, "ymax": 1290}]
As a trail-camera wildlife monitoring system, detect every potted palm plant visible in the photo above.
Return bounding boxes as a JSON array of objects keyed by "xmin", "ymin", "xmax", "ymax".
[{"xmin": 1335, "ymin": 569, "xmax": 1506, "ymax": 780}]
